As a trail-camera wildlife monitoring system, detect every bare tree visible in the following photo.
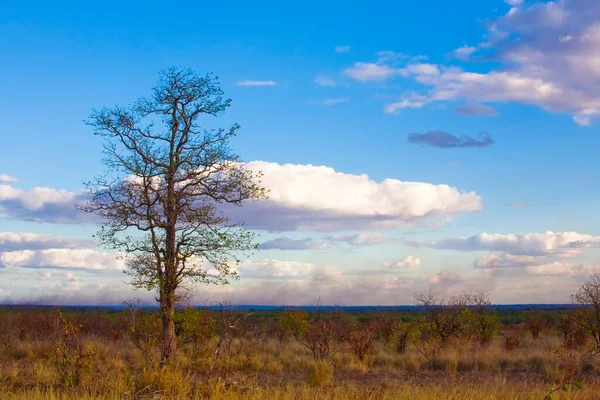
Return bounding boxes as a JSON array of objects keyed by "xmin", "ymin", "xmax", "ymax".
[
  {"xmin": 571, "ymin": 272, "xmax": 600, "ymax": 347},
  {"xmin": 79, "ymin": 67, "xmax": 266, "ymax": 363}
]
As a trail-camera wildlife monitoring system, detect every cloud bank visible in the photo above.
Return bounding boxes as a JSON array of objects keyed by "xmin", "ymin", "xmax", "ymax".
[{"xmin": 0, "ymin": 162, "xmax": 482, "ymax": 231}]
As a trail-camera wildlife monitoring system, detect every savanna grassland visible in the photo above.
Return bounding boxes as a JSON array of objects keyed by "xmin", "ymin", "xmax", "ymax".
[{"xmin": 2, "ymin": 297, "xmax": 600, "ymax": 400}]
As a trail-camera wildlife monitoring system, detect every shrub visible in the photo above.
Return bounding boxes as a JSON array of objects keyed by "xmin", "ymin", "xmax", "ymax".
[
  {"xmin": 52, "ymin": 310, "xmax": 97, "ymax": 388},
  {"xmin": 503, "ymin": 328, "xmax": 525, "ymax": 351},
  {"xmin": 177, "ymin": 308, "xmax": 216, "ymax": 358},
  {"xmin": 307, "ymin": 361, "xmax": 334, "ymax": 386},
  {"xmin": 280, "ymin": 310, "xmax": 348, "ymax": 360},
  {"xmin": 393, "ymin": 321, "xmax": 415, "ymax": 354},
  {"xmin": 347, "ymin": 321, "xmax": 377, "ymax": 362},
  {"xmin": 524, "ymin": 312, "xmax": 548, "ymax": 339}
]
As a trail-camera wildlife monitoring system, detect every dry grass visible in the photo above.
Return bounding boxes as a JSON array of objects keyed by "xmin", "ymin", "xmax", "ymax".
[
  {"xmin": 1, "ymin": 306, "xmax": 599, "ymax": 399},
  {"xmin": 1, "ymin": 333, "xmax": 600, "ymax": 399}
]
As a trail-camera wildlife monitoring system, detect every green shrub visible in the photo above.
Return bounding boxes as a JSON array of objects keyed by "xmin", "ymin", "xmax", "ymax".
[{"xmin": 307, "ymin": 361, "xmax": 334, "ymax": 387}]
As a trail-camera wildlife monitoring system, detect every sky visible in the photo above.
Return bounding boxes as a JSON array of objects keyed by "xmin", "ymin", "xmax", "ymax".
[{"xmin": 1, "ymin": 0, "xmax": 600, "ymax": 306}]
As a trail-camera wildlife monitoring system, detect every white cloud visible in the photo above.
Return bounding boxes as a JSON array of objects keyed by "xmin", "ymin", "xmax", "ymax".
[
  {"xmin": 476, "ymin": 254, "xmax": 600, "ymax": 278},
  {"xmin": 235, "ymin": 259, "xmax": 317, "ymax": 279},
  {"xmin": 235, "ymin": 80, "xmax": 277, "ymax": 87},
  {"xmin": 335, "ymin": 45, "xmax": 351, "ymax": 53},
  {"xmin": 382, "ymin": 255, "xmax": 421, "ymax": 269},
  {"xmin": 322, "ymin": 98, "xmax": 350, "ymax": 105},
  {"xmin": 429, "ymin": 270, "xmax": 462, "ymax": 286},
  {"xmin": 228, "ymin": 161, "xmax": 482, "ymax": 231},
  {"xmin": 339, "ymin": 2, "xmax": 600, "ymax": 124},
  {"xmin": 375, "ymin": 1, "xmax": 600, "ymax": 124},
  {"xmin": 0, "ymin": 249, "xmax": 124, "ymax": 272},
  {"xmin": 314, "ymin": 75, "xmax": 338, "ymax": 87},
  {"xmin": 0, "ymin": 184, "xmax": 94, "ymax": 224},
  {"xmin": 344, "ymin": 61, "xmax": 439, "ymax": 84},
  {"xmin": 573, "ymin": 114, "xmax": 592, "ymax": 126},
  {"xmin": 384, "ymin": 97, "xmax": 428, "ymax": 113},
  {"xmin": 559, "ymin": 34, "xmax": 573, "ymax": 43},
  {"xmin": 2, "ymin": 162, "xmax": 482, "ymax": 232},
  {"xmin": 0, "ymin": 232, "xmax": 94, "ymax": 251},
  {"xmin": 39, "ymin": 269, "xmax": 81, "ymax": 282},
  {"xmin": 259, "ymin": 237, "xmax": 327, "ymax": 251},
  {"xmin": 0, "ymin": 174, "xmax": 17, "ymax": 183},
  {"xmin": 260, "ymin": 232, "xmax": 388, "ymax": 250},
  {"xmin": 474, "ymin": 253, "xmax": 543, "ymax": 269},
  {"xmin": 327, "ymin": 232, "xmax": 388, "ymax": 246},
  {"xmin": 523, "ymin": 262, "xmax": 581, "ymax": 276},
  {"xmin": 505, "ymin": 0, "xmax": 523, "ymax": 5},
  {"xmin": 343, "ymin": 62, "xmax": 398, "ymax": 81},
  {"xmin": 453, "ymin": 45, "xmax": 477, "ymax": 60},
  {"xmin": 409, "ymin": 231, "xmax": 600, "ymax": 256}
]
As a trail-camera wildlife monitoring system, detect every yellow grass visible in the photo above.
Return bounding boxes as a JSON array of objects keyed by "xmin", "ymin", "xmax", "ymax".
[{"xmin": 2, "ymin": 330, "xmax": 599, "ymax": 399}]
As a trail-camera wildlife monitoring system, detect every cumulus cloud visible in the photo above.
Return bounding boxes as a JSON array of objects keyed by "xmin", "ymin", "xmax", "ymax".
[
  {"xmin": 343, "ymin": 62, "xmax": 397, "ymax": 81},
  {"xmin": 454, "ymin": 103, "xmax": 499, "ymax": 116},
  {"xmin": 344, "ymin": 61, "xmax": 442, "ymax": 84},
  {"xmin": 376, "ymin": 1, "xmax": 600, "ymax": 124},
  {"xmin": 0, "ymin": 232, "xmax": 94, "ymax": 252},
  {"xmin": 235, "ymin": 259, "xmax": 317, "ymax": 279},
  {"xmin": 474, "ymin": 253, "xmax": 547, "ymax": 269},
  {"xmin": 475, "ymin": 253, "xmax": 600, "ymax": 278},
  {"xmin": 3, "ymin": 162, "xmax": 482, "ymax": 231},
  {"xmin": 382, "ymin": 255, "xmax": 421, "ymax": 269},
  {"xmin": 453, "ymin": 45, "xmax": 477, "ymax": 60},
  {"xmin": 408, "ymin": 131, "xmax": 494, "ymax": 148},
  {"xmin": 429, "ymin": 270, "xmax": 462, "ymax": 286},
  {"xmin": 39, "ymin": 269, "xmax": 82, "ymax": 282},
  {"xmin": 0, "ymin": 249, "xmax": 124, "ymax": 272},
  {"xmin": 225, "ymin": 161, "xmax": 482, "ymax": 231},
  {"xmin": 0, "ymin": 184, "xmax": 95, "ymax": 224},
  {"xmin": 235, "ymin": 80, "xmax": 277, "ymax": 87},
  {"xmin": 409, "ymin": 231, "xmax": 600, "ymax": 257},
  {"xmin": 338, "ymin": 2, "xmax": 600, "ymax": 124},
  {"xmin": 335, "ymin": 45, "xmax": 351, "ymax": 53},
  {"xmin": 0, "ymin": 174, "xmax": 17, "ymax": 183}
]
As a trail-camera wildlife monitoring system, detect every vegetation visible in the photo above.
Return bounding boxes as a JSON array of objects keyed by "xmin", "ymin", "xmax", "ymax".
[{"xmin": 3, "ymin": 286, "xmax": 600, "ymax": 399}]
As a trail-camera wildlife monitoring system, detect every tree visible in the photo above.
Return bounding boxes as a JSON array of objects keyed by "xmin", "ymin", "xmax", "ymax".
[
  {"xmin": 462, "ymin": 292, "xmax": 500, "ymax": 346},
  {"xmin": 571, "ymin": 272, "xmax": 600, "ymax": 347},
  {"xmin": 79, "ymin": 67, "xmax": 266, "ymax": 363},
  {"xmin": 524, "ymin": 311, "xmax": 548, "ymax": 339},
  {"xmin": 414, "ymin": 289, "xmax": 471, "ymax": 345}
]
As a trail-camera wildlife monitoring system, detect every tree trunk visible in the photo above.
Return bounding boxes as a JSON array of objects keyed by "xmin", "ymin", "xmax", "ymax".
[{"xmin": 161, "ymin": 291, "xmax": 177, "ymax": 364}]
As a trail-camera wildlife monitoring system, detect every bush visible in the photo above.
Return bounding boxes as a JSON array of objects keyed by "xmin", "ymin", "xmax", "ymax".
[
  {"xmin": 52, "ymin": 310, "xmax": 97, "ymax": 388},
  {"xmin": 524, "ymin": 312, "xmax": 548, "ymax": 339},
  {"xmin": 503, "ymin": 328, "xmax": 524, "ymax": 351},
  {"xmin": 280, "ymin": 310, "xmax": 348, "ymax": 360},
  {"xmin": 347, "ymin": 321, "xmax": 377, "ymax": 362},
  {"xmin": 307, "ymin": 361, "xmax": 334, "ymax": 386}
]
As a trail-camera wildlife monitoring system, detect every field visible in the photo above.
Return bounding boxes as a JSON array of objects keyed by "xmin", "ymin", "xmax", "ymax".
[{"xmin": 1, "ymin": 304, "xmax": 600, "ymax": 399}]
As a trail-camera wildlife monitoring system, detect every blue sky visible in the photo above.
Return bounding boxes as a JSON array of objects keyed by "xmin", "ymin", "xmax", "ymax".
[{"xmin": 1, "ymin": 0, "xmax": 600, "ymax": 305}]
